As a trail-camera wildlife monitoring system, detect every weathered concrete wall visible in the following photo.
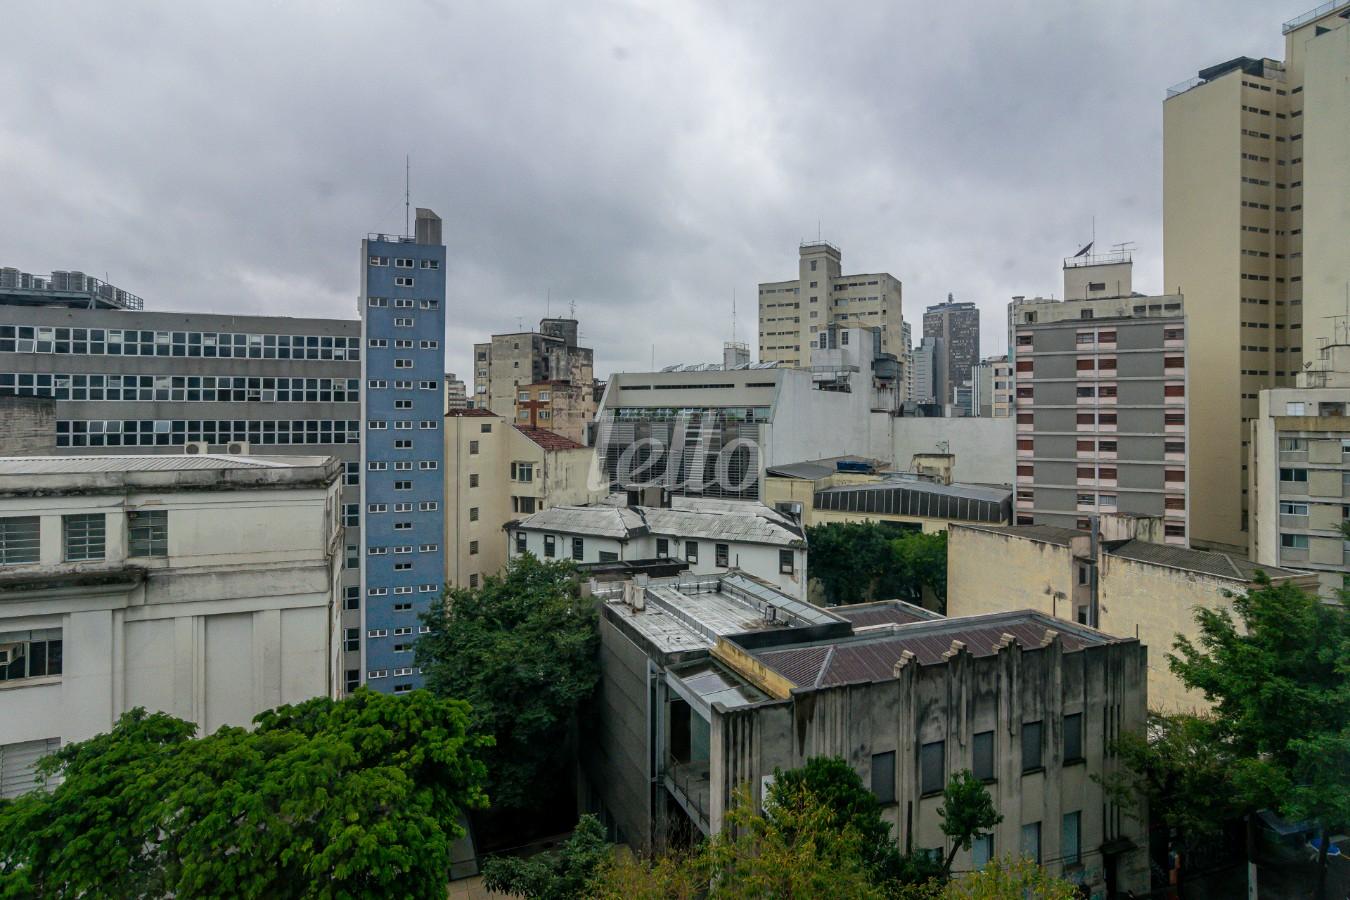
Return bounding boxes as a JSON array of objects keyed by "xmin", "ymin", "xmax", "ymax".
[
  {"xmin": 713, "ymin": 637, "xmax": 1149, "ymax": 896},
  {"xmin": 584, "ymin": 615, "xmax": 654, "ymax": 850},
  {"xmin": 0, "ymin": 396, "xmax": 57, "ymax": 454},
  {"xmin": 947, "ymin": 525, "xmax": 1087, "ymax": 621}
]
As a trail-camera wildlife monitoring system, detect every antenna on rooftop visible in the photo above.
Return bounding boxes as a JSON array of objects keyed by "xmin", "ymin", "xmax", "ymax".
[
  {"xmin": 732, "ymin": 288, "xmax": 737, "ymax": 343},
  {"xmin": 404, "ymin": 155, "xmax": 410, "ymax": 237},
  {"xmin": 569, "ymin": 300, "xmax": 576, "ymax": 318},
  {"xmin": 546, "ymin": 288, "xmax": 551, "ymax": 318}
]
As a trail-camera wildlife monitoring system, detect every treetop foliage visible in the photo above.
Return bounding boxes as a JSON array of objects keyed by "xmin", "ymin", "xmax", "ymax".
[
  {"xmin": 0, "ymin": 690, "xmax": 488, "ymax": 900},
  {"xmin": 806, "ymin": 521, "xmax": 947, "ymax": 609},
  {"xmin": 415, "ymin": 554, "xmax": 600, "ymax": 810}
]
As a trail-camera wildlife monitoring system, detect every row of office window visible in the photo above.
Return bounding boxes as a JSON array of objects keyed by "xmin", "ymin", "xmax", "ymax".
[
  {"xmin": 1, "ymin": 373, "xmax": 360, "ymax": 403},
  {"xmin": 56, "ymin": 420, "xmax": 360, "ymax": 447},
  {"xmin": 367, "ymin": 379, "xmax": 439, "ymax": 391},
  {"xmin": 366, "ymin": 420, "xmax": 439, "ymax": 431},
  {"xmin": 0, "ymin": 511, "xmax": 166, "ymax": 565},
  {"xmin": 365, "ymin": 297, "xmax": 438, "ymax": 309},
  {"xmin": 0, "ymin": 325, "xmax": 360, "ymax": 360},
  {"xmin": 367, "ymin": 257, "xmax": 439, "ymax": 269},
  {"xmin": 367, "ymin": 338, "xmax": 439, "ymax": 348},
  {"xmin": 366, "ymin": 544, "xmax": 440, "ymax": 555}
]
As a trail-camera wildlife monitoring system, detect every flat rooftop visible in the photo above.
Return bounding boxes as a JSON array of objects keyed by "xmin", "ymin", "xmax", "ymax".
[
  {"xmin": 517, "ymin": 494, "xmax": 804, "ymax": 546},
  {"xmin": 596, "ymin": 572, "xmax": 848, "ymax": 656},
  {"xmin": 0, "ymin": 454, "xmax": 341, "ymax": 495}
]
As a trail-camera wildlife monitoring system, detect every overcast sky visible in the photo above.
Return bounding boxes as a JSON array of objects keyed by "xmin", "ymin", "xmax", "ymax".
[{"xmin": 2, "ymin": 1, "xmax": 1295, "ymax": 378}]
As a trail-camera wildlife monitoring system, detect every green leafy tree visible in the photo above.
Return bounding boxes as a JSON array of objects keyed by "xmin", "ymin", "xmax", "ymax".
[
  {"xmin": 0, "ymin": 690, "xmax": 488, "ymax": 899},
  {"xmin": 936, "ymin": 771, "xmax": 1003, "ymax": 876},
  {"xmin": 807, "ymin": 522, "xmax": 948, "ymax": 609},
  {"xmin": 416, "ymin": 554, "xmax": 600, "ymax": 810},
  {"xmin": 592, "ymin": 786, "xmax": 887, "ymax": 899},
  {"xmin": 481, "ymin": 814, "xmax": 612, "ymax": 899},
  {"xmin": 1166, "ymin": 575, "xmax": 1350, "ymax": 899},
  {"xmin": 769, "ymin": 755, "xmax": 942, "ymax": 887},
  {"xmin": 896, "ymin": 855, "xmax": 1080, "ymax": 899}
]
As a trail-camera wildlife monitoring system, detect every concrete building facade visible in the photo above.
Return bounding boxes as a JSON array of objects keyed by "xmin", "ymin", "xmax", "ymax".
[
  {"xmin": 582, "ymin": 572, "xmax": 1148, "ymax": 896},
  {"xmin": 594, "ymin": 327, "xmax": 897, "ymax": 502},
  {"xmin": 359, "ymin": 209, "xmax": 446, "ymax": 695},
  {"xmin": 1010, "ymin": 254, "xmax": 1188, "ymax": 542},
  {"xmin": 1163, "ymin": 3, "xmax": 1350, "ymax": 549},
  {"xmin": 922, "ymin": 296, "xmax": 980, "ymax": 405},
  {"xmin": 0, "ymin": 267, "xmax": 365, "ymax": 686},
  {"xmin": 444, "ymin": 408, "xmax": 598, "ymax": 590},
  {"xmin": 514, "ymin": 379, "xmax": 594, "ymax": 445},
  {"xmin": 472, "ymin": 318, "xmax": 595, "ymax": 428},
  {"xmin": 444, "ymin": 373, "xmax": 467, "ymax": 412},
  {"xmin": 757, "ymin": 241, "xmax": 904, "ymax": 367},
  {"xmin": 0, "ymin": 454, "xmax": 342, "ymax": 797},
  {"xmin": 911, "ymin": 336, "xmax": 945, "ymax": 406},
  {"xmin": 947, "ymin": 523, "xmax": 1315, "ymax": 712},
  {"xmin": 1249, "ymin": 341, "xmax": 1350, "ymax": 595}
]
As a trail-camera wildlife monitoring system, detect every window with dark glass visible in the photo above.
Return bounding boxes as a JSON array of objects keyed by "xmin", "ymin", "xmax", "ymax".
[
  {"xmin": 572, "ymin": 538, "xmax": 584, "ymax": 561},
  {"xmin": 1064, "ymin": 713, "xmax": 1083, "ymax": 762},
  {"xmin": 972, "ymin": 731, "xmax": 994, "ymax": 781},
  {"xmin": 920, "ymin": 740, "xmax": 945, "ymax": 795},
  {"xmin": 871, "ymin": 751, "xmax": 895, "ymax": 803},
  {"xmin": 543, "ymin": 535, "xmax": 555, "ymax": 558},
  {"xmin": 715, "ymin": 543, "xmax": 729, "ymax": 566},
  {"xmin": 127, "ymin": 510, "xmax": 168, "ymax": 557},
  {"xmin": 1022, "ymin": 721, "xmax": 1043, "ymax": 772},
  {"xmin": 685, "ymin": 541, "xmax": 698, "ymax": 563}
]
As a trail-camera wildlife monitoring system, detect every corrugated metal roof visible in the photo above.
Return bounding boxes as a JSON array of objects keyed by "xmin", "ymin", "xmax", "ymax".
[
  {"xmin": 813, "ymin": 480, "xmax": 1010, "ymax": 523},
  {"xmin": 444, "ymin": 408, "xmax": 498, "ymax": 417},
  {"xmin": 1106, "ymin": 539, "xmax": 1303, "ymax": 581},
  {"xmin": 0, "ymin": 455, "xmax": 301, "ymax": 474},
  {"xmin": 753, "ymin": 611, "xmax": 1112, "ymax": 687},
  {"xmin": 832, "ymin": 601, "xmax": 941, "ymax": 628}
]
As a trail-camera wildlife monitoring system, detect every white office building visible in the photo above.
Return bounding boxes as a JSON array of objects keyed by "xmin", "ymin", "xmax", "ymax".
[
  {"xmin": 0, "ymin": 454, "xmax": 343, "ymax": 797},
  {"xmin": 509, "ymin": 492, "xmax": 808, "ymax": 600}
]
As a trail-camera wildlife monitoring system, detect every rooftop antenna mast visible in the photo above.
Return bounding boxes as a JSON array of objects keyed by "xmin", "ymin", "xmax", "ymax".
[
  {"xmin": 732, "ymin": 288, "xmax": 737, "ymax": 343},
  {"xmin": 404, "ymin": 155, "xmax": 410, "ymax": 236},
  {"xmin": 546, "ymin": 288, "xmax": 551, "ymax": 318}
]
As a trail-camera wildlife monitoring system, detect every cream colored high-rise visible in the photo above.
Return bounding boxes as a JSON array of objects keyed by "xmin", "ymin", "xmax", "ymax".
[
  {"xmin": 757, "ymin": 241, "xmax": 903, "ymax": 367},
  {"xmin": 1164, "ymin": 3, "xmax": 1350, "ymax": 550}
]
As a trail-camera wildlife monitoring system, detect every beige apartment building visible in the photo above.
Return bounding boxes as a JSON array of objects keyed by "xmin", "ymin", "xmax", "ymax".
[
  {"xmin": 444, "ymin": 408, "xmax": 599, "ymax": 590},
  {"xmin": 758, "ymin": 241, "xmax": 903, "ymax": 366},
  {"xmin": 985, "ymin": 354, "xmax": 1013, "ymax": 417},
  {"xmin": 1249, "ymin": 341, "xmax": 1350, "ymax": 595},
  {"xmin": 514, "ymin": 379, "xmax": 593, "ymax": 445},
  {"xmin": 1163, "ymin": 3, "xmax": 1350, "ymax": 550},
  {"xmin": 947, "ymin": 522, "xmax": 1315, "ymax": 712},
  {"xmin": 472, "ymin": 317, "xmax": 595, "ymax": 424}
]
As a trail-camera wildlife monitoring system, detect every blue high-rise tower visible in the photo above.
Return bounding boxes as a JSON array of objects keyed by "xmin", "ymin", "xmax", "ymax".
[{"xmin": 359, "ymin": 208, "xmax": 446, "ymax": 694}]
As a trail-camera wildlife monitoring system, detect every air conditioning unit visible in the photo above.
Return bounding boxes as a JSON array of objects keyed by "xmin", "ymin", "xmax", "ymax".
[
  {"xmin": 183, "ymin": 441, "xmax": 210, "ymax": 455},
  {"xmin": 225, "ymin": 441, "xmax": 251, "ymax": 456}
]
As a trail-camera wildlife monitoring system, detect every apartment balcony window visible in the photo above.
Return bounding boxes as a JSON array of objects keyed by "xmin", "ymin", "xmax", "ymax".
[
  {"xmin": 1075, "ymin": 332, "xmax": 1094, "ymax": 346},
  {"xmin": 1099, "ymin": 467, "xmax": 1117, "ymax": 487},
  {"xmin": 1076, "ymin": 493, "xmax": 1096, "ymax": 511},
  {"xmin": 1076, "ymin": 386, "xmax": 1096, "ymax": 404},
  {"xmin": 1164, "ymin": 413, "xmax": 1185, "ymax": 433},
  {"xmin": 1164, "ymin": 383, "xmax": 1186, "ymax": 404},
  {"xmin": 1098, "ymin": 494, "xmax": 1117, "ymax": 510},
  {"xmin": 1164, "ymin": 355, "xmax": 1185, "ymax": 376},
  {"xmin": 1076, "ymin": 466, "xmax": 1095, "ymax": 485},
  {"xmin": 1016, "ymin": 464, "xmax": 1034, "ymax": 480},
  {"xmin": 1076, "ymin": 439, "xmax": 1095, "ymax": 458},
  {"xmin": 0, "ymin": 628, "xmax": 62, "ymax": 682},
  {"xmin": 1097, "ymin": 384, "xmax": 1118, "ymax": 405},
  {"xmin": 1076, "ymin": 413, "xmax": 1095, "ymax": 432},
  {"xmin": 1164, "ymin": 327, "xmax": 1185, "ymax": 347},
  {"xmin": 1165, "ymin": 440, "xmax": 1186, "ymax": 462},
  {"xmin": 1097, "ymin": 357, "xmax": 1117, "ymax": 373},
  {"xmin": 1279, "ymin": 467, "xmax": 1308, "ymax": 496},
  {"xmin": 1165, "ymin": 495, "xmax": 1186, "ymax": 513},
  {"xmin": 1164, "ymin": 523, "xmax": 1187, "ymax": 545},
  {"xmin": 1015, "ymin": 488, "xmax": 1033, "ymax": 509},
  {"xmin": 1280, "ymin": 532, "xmax": 1309, "ymax": 562},
  {"xmin": 1097, "ymin": 330, "xmax": 1117, "ymax": 349},
  {"xmin": 1098, "ymin": 439, "xmax": 1117, "ymax": 460},
  {"xmin": 1017, "ymin": 438, "xmax": 1034, "ymax": 457},
  {"xmin": 1279, "ymin": 501, "xmax": 1310, "ymax": 528},
  {"xmin": 1016, "ymin": 413, "xmax": 1033, "ymax": 432}
]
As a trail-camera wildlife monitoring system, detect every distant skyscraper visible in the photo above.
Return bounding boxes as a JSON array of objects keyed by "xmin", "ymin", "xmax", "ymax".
[
  {"xmin": 360, "ymin": 208, "xmax": 447, "ymax": 695},
  {"xmin": 923, "ymin": 295, "xmax": 980, "ymax": 405},
  {"xmin": 911, "ymin": 336, "xmax": 945, "ymax": 405},
  {"xmin": 1163, "ymin": 4, "xmax": 1350, "ymax": 549}
]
